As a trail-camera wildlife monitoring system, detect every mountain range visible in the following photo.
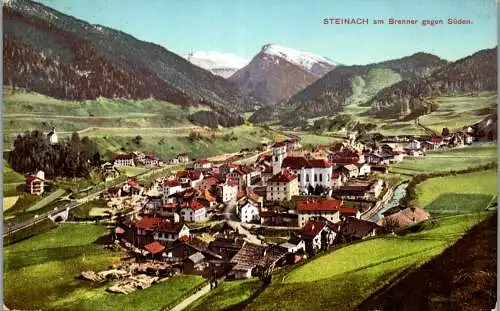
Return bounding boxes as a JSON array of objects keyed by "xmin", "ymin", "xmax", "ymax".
[
  {"xmin": 250, "ymin": 48, "xmax": 497, "ymax": 126},
  {"xmin": 183, "ymin": 51, "xmax": 248, "ymax": 78},
  {"xmin": 3, "ymin": 0, "xmax": 497, "ymax": 131},
  {"xmin": 3, "ymin": 0, "xmax": 262, "ymax": 128},
  {"xmin": 228, "ymin": 44, "xmax": 338, "ymax": 104}
]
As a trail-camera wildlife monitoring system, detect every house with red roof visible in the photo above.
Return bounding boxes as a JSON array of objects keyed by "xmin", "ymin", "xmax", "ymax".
[
  {"xmin": 163, "ymin": 179, "xmax": 183, "ymax": 197},
  {"xmin": 112, "ymin": 153, "xmax": 135, "ymax": 166},
  {"xmin": 296, "ymin": 198, "xmax": 347, "ymax": 227},
  {"xmin": 26, "ymin": 170, "xmax": 46, "ymax": 195},
  {"xmin": 266, "ymin": 169, "xmax": 299, "ymax": 202},
  {"xmin": 135, "ymin": 216, "xmax": 190, "ymax": 245},
  {"xmin": 180, "ymin": 200, "xmax": 208, "ymax": 222},
  {"xmin": 143, "ymin": 153, "xmax": 160, "ymax": 166},
  {"xmin": 298, "ymin": 221, "xmax": 336, "ymax": 255}
]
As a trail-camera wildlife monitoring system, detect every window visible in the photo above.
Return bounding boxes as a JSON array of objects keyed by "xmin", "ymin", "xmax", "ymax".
[
  {"xmin": 314, "ymin": 174, "xmax": 317, "ymax": 182},
  {"xmin": 275, "ymin": 156, "xmax": 278, "ymax": 161},
  {"xmin": 298, "ymin": 175, "xmax": 301, "ymax": 182},
  {"xmin": 319, "ymin": 174, "xmax": 322, "ymax": 182},
  {"xmin": 306, "ymin": 175, "xmax": 309, "ymax": 182}
]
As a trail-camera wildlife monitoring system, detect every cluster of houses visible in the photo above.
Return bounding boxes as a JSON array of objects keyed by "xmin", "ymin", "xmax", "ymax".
[
  {"xmin": 75, "ymin": 125, "xmax": 488, "ymax": 281},
  {"xmin": 106, "ymin": 137, "xmax": 407, "ymax": 280}
]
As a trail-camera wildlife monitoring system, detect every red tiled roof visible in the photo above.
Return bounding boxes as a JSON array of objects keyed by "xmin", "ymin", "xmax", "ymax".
[
  {"xmin": 179, "ymin": 235, "xmax": 190, "ymax": 242},
  {"xmin": 198, "ymin": 159, "xmax": 211, "ymax": 164},
  {"xmin": 176, "ymin": 171, "xmax": 188, "ymax": 178},
  {"xmin": 226, "ymin": 162, "xmax": 237, "ymax": 168},
  {"xmin": 331, "ymin": 172, "xmax": 340, "ymax": 179},
  {"xmin": 431, "ymin": 137, "xmax": 443, "ymax": 143},
  {"xmin": 185, "ymin": 200, "xmax": 205, "ymax": 211},
  {"xmin": 339, "ymin": 207, "xmax": 359, "ymax": 216},
  {"xmin": 128, "ymin": 178, "xmax": 139, "ymax": 187},
  {"xmin": 282, "ymin": 156, "xmax": 331, "ymax": 169},
  {"xmin": 203, "ymin": 177, "xmax": 220, "ymax": 186},
  {"xmin": 300, "ymin": 221, "xmax": 326, "ymax": 238},
  {"xmin": 26, "ymin": 175, "xmax": 44, "ymax": 182},
  {"xmin": 268, "ymin": 170, "xmax": 297, "ymax": 183},
  {"xmin": 164, "ymin": 179, "xmax": 182, "ymax": 186},
  {"xmin": 164, "ymin": 203, "xmax": 178, "ymax": 210},
  {"xmin": 144, "ymin": 241, "xmax": 165, "ymax": 254},
  {"xmin": 187, "ymin": 171, "xmax": 202, "ymax": 180},
  {"xmin": 296, "ymin": 199, "xmax": 343, "ymax": 212},
  {"xmin": 135, "ymin": 216, "xmax": 186, "ymax": 233},
  {"xmin": 112, "ymin": 153, "xmax": 132, "ymax": 160},
  {"xmin": 234, "ymin": 167, "xmax": 247, "ymax": 176}
]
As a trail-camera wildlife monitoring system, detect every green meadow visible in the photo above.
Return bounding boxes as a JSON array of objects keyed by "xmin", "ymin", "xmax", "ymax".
[
  {"xmin": 414, "ymin": 169, "xmax": 497, "ymax": 217},
  {"xmin": 244, "ymin": 213, "xmax": 490, "ymax": 311},
  {"xmin": 186, "ymin": 278, "xmax": 262, "ymax": 311},
  {"xmin": 4, "ymin": 223, "xmax": 205, "ymax": 311},
  {"xmin": 390, "ymin": 143, "xmax": 497, "ymax": 176}
]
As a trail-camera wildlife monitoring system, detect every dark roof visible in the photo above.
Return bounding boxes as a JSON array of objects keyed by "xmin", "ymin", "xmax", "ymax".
[
  {"xmin": 333, "ymin": 217, "xmax": 381, "ymax": 239},
  {"xmin": 230, "ymin": 243, "xmax": 287, "ymax": 271}
]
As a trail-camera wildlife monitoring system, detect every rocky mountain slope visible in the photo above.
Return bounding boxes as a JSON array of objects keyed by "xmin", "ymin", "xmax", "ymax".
[
  {"xmin": 250, "ymin": 52, "xmax": 446, "ymax": 125},
  {"xmin": 3, "ymin": 0, "xmax": 262, "ymax": 127},
  {"xmin": 229, "ymin": 44, "xmax": 337, "ymax": 104},
  {"xmin": 370, "ymin": 47, "xmax": 497, "ymax": 119},
  {"xmin": 183, "ymin": 51, "xmax": 248, "ymax": 78}
]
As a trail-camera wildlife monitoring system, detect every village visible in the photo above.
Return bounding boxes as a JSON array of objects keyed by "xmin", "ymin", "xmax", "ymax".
[{"xmin": 24, "ymin": 124, "xmax": 479, "ymax": 296}]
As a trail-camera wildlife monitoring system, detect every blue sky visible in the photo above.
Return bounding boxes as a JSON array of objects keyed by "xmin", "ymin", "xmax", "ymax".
[{"xmin": 39, "ymin": 0, "xmax": 497, "ymax": 65}]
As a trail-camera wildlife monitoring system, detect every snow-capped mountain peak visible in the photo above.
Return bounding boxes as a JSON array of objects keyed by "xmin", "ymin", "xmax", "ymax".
[
  {"xmin": 260, "ymin": 44, "xmax": 338, "ymax": 73},
  {"xmin": 183, "ymin": 51, "xmax": 249, "ymax": 78}
]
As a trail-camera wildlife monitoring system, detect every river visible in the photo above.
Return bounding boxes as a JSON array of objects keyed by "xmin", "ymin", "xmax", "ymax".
[{"xmin": 370, "ymin": 182, "xmax": 408, "ymax": 222}]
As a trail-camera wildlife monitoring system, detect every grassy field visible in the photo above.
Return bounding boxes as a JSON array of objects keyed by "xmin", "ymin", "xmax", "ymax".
[
  {"xmin": 115, "ymin": 166, "xmax": 149, "ymax": 177},
  {"xmin": 414, "ymin": 169, "xmax": 497, "ymax": 217},
  {"xmin": 419, "ymin": 94, "xmax": 497, "ymax": 133},
  {"xmin": 4, "ymin": 223, "xmax": 205, "ymax": 311},
  {"xmin": 3, "ymin": 196, "xmax": 19, "ymax": 211},
  {"xmin": 390, "ymin": 143, "xmax": 497, "ymax": 176},
  {"xmin": 186, "ymin": 278, "xmax": 262, "ymax": 311},
  {"xmin": 25, "ymin": 188, "xmax": 66, "ymax": 212},
  {"xmin": 3, "ymin": 89, "xmax": 194, "ymax": 134},
  {"xmin": 245, "ymin": 213, "xmax": 491, "ymax": 311}
]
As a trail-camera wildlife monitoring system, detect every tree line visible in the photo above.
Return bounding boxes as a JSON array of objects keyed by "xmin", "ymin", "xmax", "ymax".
[{"xmin": 8, "ymin": 131, "xmax": 100, "ymax": 179}]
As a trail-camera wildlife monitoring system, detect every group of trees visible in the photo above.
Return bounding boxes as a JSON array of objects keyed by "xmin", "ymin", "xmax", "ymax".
[{"xmin": 8, "ymin": 131, "xmax": 100, "ymax": 179}]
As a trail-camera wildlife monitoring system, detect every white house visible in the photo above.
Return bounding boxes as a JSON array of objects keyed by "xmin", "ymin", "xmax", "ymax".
[
  {"xmin": 135, "ymin": 216, "xmax": 190, "ymax": 243},
  {"xmin": 178, "ymin": 153, "xmax": 190, "ymax": 163},
  {"xmin": 238, "ymin": 201, "xmax": 260, "ymax": 223},
  {"xmin": 163, "ymin": 179, "xmax": 184, "ymax": 197},
  {"xmin": 180, "ymin": 201, "xmax": 208, "ymax": 222},
  {"xmin": 279, "ymin": 240, "xmax": 306, "ymax": 254},
  {"xmin": 47, "ymin": 127, "xmax": 58, "ymax": 145},
  {"xmin": 342, "ymin": 164, "xmax": 359, "ymax": 178},
  {"xmin": 465, "ymin": 134, "xmax": 473, "ymax": 145},
  {"xmin": 410, "ymin": 139, "xmax": 421, "ymax": 150},
  {"xmin": 113, "ymin": 153, "xmax": 135, "ymax": 166},
  {"xmin": 356, "ymin": 163, "xmax": 371, "ymax": 176},
  {"xmin": 217, "ymin": 182, "xmax": 238, "ymax": 203},
  {"xmin": 296, "ymin": 198, "xmax": 344, "ymax": 227},
  {"xmin": 194, "ymin": 159, "xmax": 212, "ymax": 170}
]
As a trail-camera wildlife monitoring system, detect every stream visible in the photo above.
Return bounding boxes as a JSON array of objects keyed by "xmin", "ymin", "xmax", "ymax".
[{"xmin": 370, "ymin": 183, "xmax": 408, "ymax": 222}]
